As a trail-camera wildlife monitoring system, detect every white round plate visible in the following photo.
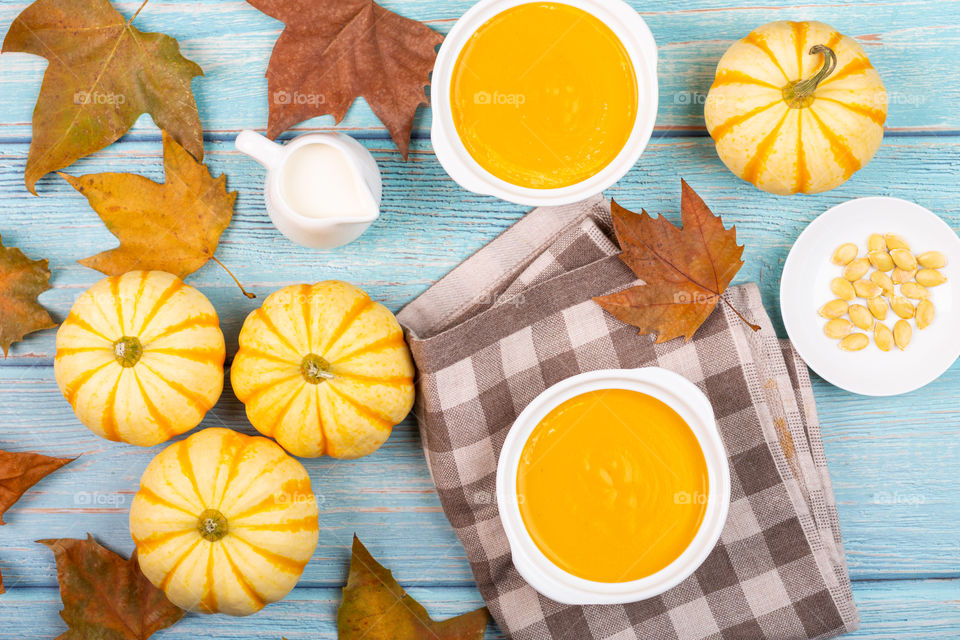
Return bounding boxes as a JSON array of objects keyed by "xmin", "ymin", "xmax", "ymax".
[{"xmin": 781, "ymin": 197, "xmax": 960, "ymax": 396}]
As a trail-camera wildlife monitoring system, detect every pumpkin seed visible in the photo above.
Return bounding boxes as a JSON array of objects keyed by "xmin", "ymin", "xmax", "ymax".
[
  {"xmin": 916, "ymin": 299, "xmax": 935, "ymax": 330},
  {"xmin": 868, "ymin": 234, "xmax": 886, "ymax": 253},
  {"xmin": 894, "ymin": 319, "xmax": 912, "ymax": 351},
  {"xmin": 891, "ymin": 268, "xmax": 917, "ymax": 285},
  {"xmin": 853, "ymin": 279, "xmax": 882, "ymax": 299},
  {"xmin": 867, "ymin": 296, "xmax": 888, "ymax": 321},
  {"xmin": 819, "ymin": 299, "xmax": 849, "ymax": 319},
  {"xmin": 871, "ymin": 270, "xmax": 896, "ymax": 296},
  {"xmin": 874, "ymin": 323, "xmax": 893, "ymax": 352},
  {"xmin": 839, "ymin": 333, "xmax": 869, "ymax": 352},
  {"xmin": 868, "ymin": 250, "xmax": 895, "ymax": 272},
  {"xmin": 831, "ymin": 277, "xmax": 856, "ymax": 301},
  {"xmin": 917, "ymin": 251, "xmax": 947, "ymax": 269},
  {"xmin": 916, "ymin": 268, "xmax": 947, "ymax": 287},
  {"xmin": 900, "ymin": 282, "xmax": 930, "ymax": 300},
  {"xmin": 890, "ymin": 248, "xmax": 918, "ymax": 271},
  {"xmin": 890, "ymin": 295, "xmax": 916, "ymax": 319},
  {"xmin": 884, "ymin": 233, "xmax": 910, "ymax": 252},
  {"xmin": 848, "ymin": 304, "xmax": 873, "ymax": 330},
  {"xmin": 843, "ymin": 258, "xmax": 870, "ymax": 281},
  {"xmin": 825, "ymin": 318, "xmax": 854, "ymax": 339},
  {"xmin": 831, "ymin": 243, "xmax": 859, "ymax": 266}
]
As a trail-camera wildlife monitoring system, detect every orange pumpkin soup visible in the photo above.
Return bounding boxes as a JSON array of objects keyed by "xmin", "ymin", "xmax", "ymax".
[
  {"xmin": 450, "ymin": 2, "xmax": 638, "ymax": 189},
  {"xmin": 517, "ymin": 388, "xmax": 708, "ymax": 583}
]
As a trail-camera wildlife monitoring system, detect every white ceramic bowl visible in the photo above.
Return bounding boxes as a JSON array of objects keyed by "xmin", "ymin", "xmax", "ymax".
[
  {"xmin": 781, "ymin": 196, "xmax": 960, "ymax": 396},
  {"xmin": 496, "ymin": 368, "xmax": 730, "ymax": 605},
  {"xmin": 431, "ymin": 0, "xmax": 659, "ymax": 207}
]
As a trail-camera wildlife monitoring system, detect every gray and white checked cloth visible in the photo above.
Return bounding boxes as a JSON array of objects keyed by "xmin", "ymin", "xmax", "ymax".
[{"xmin": 397, "ymin": 195, "xmax": 858, "ymax": 640}]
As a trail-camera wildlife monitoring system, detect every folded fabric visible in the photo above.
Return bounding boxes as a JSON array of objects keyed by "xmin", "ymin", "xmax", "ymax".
[{"xmin": 397, "ymin": 196, "xmax": 858, "ymax": 640}]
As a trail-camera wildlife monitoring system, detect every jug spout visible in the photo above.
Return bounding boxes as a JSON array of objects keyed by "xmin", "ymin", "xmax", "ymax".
[{"xmin": 236, "ymin": 130, "xmax": 283, "ymax": 169}]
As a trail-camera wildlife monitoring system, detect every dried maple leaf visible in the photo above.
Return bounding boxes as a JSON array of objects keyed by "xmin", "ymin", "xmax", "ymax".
[
  {"xmin": 0, "ymin": 450, "xmax": 73, "ymax": 525},
  {"xmin": 60, "ymin": 132, "xmax": 253, "ymax": 298},
  {"xmin": 2, "ymin": 0, "xmax": 204, "ymax": 194},
  {"xmin": 39, "ymin": 536, "xmax": 184, "ymax": 639},
  {"xmin": 249, "ymin": 0, "xmax": 444, "ymax": 159},
  {"xmin": 337, "ymin": 535, "xmax": 489, "ymax": 640},
  {"xmin": 0, "ymin": 237, "xmax": 57, "ymax": 355},
  {"xmin": 595, "ymin": 180, "xmax": 758, "ymax": 343}
]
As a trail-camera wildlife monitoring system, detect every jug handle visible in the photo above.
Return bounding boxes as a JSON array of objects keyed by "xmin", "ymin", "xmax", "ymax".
[{"xmin": 236, "ymin": 130, "xmax": 283, "ymax": 169}]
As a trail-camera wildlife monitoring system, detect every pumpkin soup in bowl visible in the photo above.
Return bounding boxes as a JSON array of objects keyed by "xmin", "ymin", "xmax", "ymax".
[
  {"xmin": 450, "ymin": 2, "xmax": 638, "ymax": 190},
  {"xmin": 497, "ymin": 368, "xmax": 730, "ymax": 605},
  {"xmin": 517, "ymin": 388, "xmax": 708, "ymax": 583},
  {"xmin": 431, "ymin": 0, "xmax": 659, "ymax": 206}
]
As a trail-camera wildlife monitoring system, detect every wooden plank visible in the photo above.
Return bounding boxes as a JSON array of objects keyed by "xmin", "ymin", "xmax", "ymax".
[
  {"xmin": 0, "ymin": 586, "xmax": 507, "ymax": 639},
  {"xmin": 1, "ymin": 136, "xmax": 958, "ymax": 362},
  {"xmin": 0, "ymin": 136, "xmax": 958, "ymax": 583},
  {"xmin": 0, "ymin": 363, "xmax": 957, "ymax": 585},
  {"xmin": 0, "ymin": 367, "xmax": 477, "ymax": 588},
  {"xmin": 0, "ymin": 579, "xmax": 955, "ymax": 638},
  {"xmin": 0, "ymin": 0, "xmax": 957, "ymax": 139}
]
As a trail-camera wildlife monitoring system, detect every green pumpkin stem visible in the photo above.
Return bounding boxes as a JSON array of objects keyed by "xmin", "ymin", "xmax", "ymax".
[
  {"xmin": 782, "ymin": 44, "xmax": 837, "ymax": 108},
  {"xmin": 197, "ymin": 509, "xmax": 229, "ymax": 542},
  {"xmin": 112, "ymin": 336, "xmax": 143, "ymax": 368},
  {"xmin": 301, "ymin": 353, "xmax": 336, "ymax": 384}
]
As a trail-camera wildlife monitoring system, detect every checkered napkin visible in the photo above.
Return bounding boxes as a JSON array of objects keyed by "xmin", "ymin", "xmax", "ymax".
[{"xmin": 397, "ymin": 196, "xmax": 859, "ymax": 640}]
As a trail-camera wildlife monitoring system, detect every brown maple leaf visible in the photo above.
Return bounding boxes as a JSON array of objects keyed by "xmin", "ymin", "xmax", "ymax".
[
  {"xmin": 249, "ymin": 0, "xmax": 444, "ymax": 159},
  {"xmin": 0, "ymin": 237, "xmax": 57, "ymax": 355},
  {"xmin": 39, "ymin": 536, "xmax": 184, "ymax": 639},
  {"xmin": 337, "ymin": 535, "xmax": 489, "ymax": 640},
  {"xmin": 595, "ymin": 180, "xmax": 758, "ymax": 343},
  {"xmin": 60, "ymin": 132, "xmax": 253, "ymax": 298},
  {"xmin": 0, "ymin": 450, "xmax": 73, "ymax": 524},
  {"xmin": 2, "ymin": 0, "xmax": 204, "ymax": 194}
]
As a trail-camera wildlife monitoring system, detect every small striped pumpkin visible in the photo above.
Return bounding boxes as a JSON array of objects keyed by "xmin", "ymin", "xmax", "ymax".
[
  {"xmin": 230, "ymin": 281, "xmax": 415, "ymax": 459},
  {"xmin": 130, "ymin": 428, "xmax": 319, "ymax": 616},
  {"xmin": 54, "ymin": 271, "xmax": 225, "ymax": 447},
  {"xmin": 704, "ymin": 21, "xmax": 887, "ymax": 195}
]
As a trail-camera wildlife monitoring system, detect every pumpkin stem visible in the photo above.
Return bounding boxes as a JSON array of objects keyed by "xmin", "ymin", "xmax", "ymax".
[
  {"xmin": 782, "ymin": 44, "xmax": 837, "ymax": 108},
  {"xmin": 301, "ymin": 353, "xmax": 335, "ymax": 384},
  {"xmin": 113, "ymin": 336, "xmax": 143, "ymax": 368},
  {"xmin": 198, "ymin": 508, "xmax": 229, "ymax": 542}
]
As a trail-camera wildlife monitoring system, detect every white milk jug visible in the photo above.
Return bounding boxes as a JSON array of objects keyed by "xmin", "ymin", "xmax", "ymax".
[{"xmin": 235, "ymin": 130, "xmax": 382, "ymax": 249}]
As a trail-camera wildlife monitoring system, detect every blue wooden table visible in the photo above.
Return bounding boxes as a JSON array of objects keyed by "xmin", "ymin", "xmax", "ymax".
[{"xmin": 1, "ymin": 0, "xmax": 958, "ymax": 637}]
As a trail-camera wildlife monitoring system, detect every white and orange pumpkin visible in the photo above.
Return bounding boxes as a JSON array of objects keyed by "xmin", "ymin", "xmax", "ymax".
[
  {"xmin": 54, "ymin": 271, "xmax": 225, "ymax": 447},
  {"xmin": 704, "ymin": 21, "xmax": 887, "ymax": 195},
  {"xmin": 130, "ymin": 427, "xmax": 319, "ymax": 616},
  {"xmin": 230, "ymin": 281, "xmax": 415, "ymax": 459}
]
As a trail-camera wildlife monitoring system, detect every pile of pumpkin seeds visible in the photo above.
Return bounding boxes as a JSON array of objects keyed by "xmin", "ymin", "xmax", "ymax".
[{"xmin": 820, "ymin": 233, "xmax": 947, "ymax": 352}]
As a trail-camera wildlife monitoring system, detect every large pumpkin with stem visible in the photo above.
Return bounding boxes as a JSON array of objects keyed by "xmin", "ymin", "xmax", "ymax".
[
  {"xmin": 54, "ymin": 271, "xmax": 225, "ymax": 446},
  {"xmin": 230, "ymin": 281, "xmax": 415, "ymax": 459},
  {"xmin": 704, "ymin": 21, "xmax": 887, "ymax": 195},
  {"xmin": 130, "ymin": 428, "xmax": 319, "ymax": 616}
]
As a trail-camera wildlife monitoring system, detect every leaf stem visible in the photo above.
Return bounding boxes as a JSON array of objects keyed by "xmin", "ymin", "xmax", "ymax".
[
  {"xmin": 211, "ymin": 256, "xmax": 256, "ymax": 299},
  {"xmin": 720, "ymin": 294, "xmax": 761, "ymax": 332},
  {"xmin": 129, "ymin": 0, "xmax": 150, "ymax": 23}
]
